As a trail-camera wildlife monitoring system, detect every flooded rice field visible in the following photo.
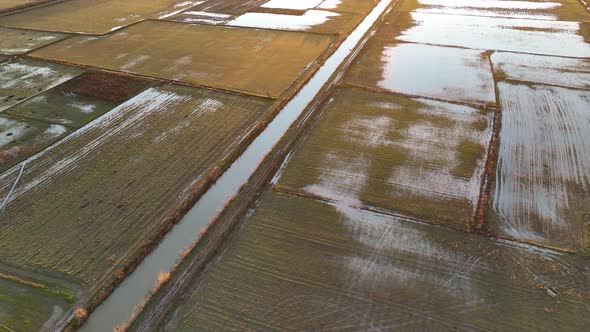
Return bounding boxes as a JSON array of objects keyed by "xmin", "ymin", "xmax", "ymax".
[
  {"xmin": 491, "ymin": 52, "xmax": 590, "ymax": 89},
  {"xmin": 489, "ymin": 83, "xmax": 590, "ymax": 252},
  {"xmin": 277, "ymin": 87, "xmax": 493, "ymax": 229},
  {"xmin": 379, "ymin": 8, "xmax": 590, "ymax": 57},
  {"xmin": 397, "ymin": 0, "xmax": 590, "ymax": 21},
  {"xmin": 345, "ymin": 41, "xmax": 497, "ymax": 106},
  {"xmin": 0, "ymin": 0, "xmax": 589, "ymax": 330},
  {"xmin": 227, "ymin": 10, "xmax": 362, "ymax": 34}
]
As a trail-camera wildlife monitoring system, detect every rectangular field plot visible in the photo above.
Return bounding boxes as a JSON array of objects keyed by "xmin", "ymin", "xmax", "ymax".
[
  {"xmin": 378, "ymin": 10, "xmax": 590, "ymax": 57},
  {"xmin": 0, "ymin": 27, "xmax": 69, "ymax": 56},
  {"xmin": 0, "ymin": 0, "xmax": 202, "ymax": 34},
  {"xmin": 396, "ymin": 0, "xmax": 590, "ymax": 21},
  {"xmin": 277, "ymin": 87, "xmax": 493, "ymax": 229},
  {"xmin": 0, "ymin": 84, "xmax": 271, "ymax": 294},
  {"xmin": 156, "ymin": 191, "xmax": 590, "ymax": 331},
  {"xmin": 491, "ymin": 52, "xmax": 590, "ymax": 90},
  {"xmin": 0, "ymin": 58, "xmax": 84, "ymax": 112},
  {"xmin": 489, "ymin": 83, "xmax": 590, "ymax": 253},
  {"xmin": 0, "ymin": 277, "xmax": 72, "ymax": 331},
  {"xmin": 31, "ymin": 21, "xmax": 335, "ymax": 98},
  {"xmin": 345, "ymin": 41, "xmax": 496, "ymax": 106},
  {"xmin": 228, "ymin": 10, "xmax": 362, "ymax": 35}
]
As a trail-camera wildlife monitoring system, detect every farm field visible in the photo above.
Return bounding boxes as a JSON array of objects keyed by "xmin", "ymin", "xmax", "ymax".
[
  {"xmin": 0, "ymin": 83, "xmax": 273, "ymax": 308},
  {"xmin": 277, "ymin": 87, "xmax": 493, "ymax": 229},
  {"xmin": 148, "ymin": 191, "xmax": 590, "ymax": 330},
  {"xmin": 0, "ymin": 0, "xmax": 55, "ymax": 13},
  {"xmin": 30, "ymin": 21, "xmax": 335, "ymax": 98},
  {"xmin": 0, "ymin": 0, "xmax": 203, "ymax": 34},
  {"xmin": 0, "ymin": 0, "xmax": 379, "ymax": 330},
  {"xmin": 0, "ymin": 276, "xmax": 72, "ymax": 331},
  {"xmin": 0, "ymin": 26, "xmax": 68, "ymax": 55},
  {"xmin": 132, "ymin": 0, "xmax": 590, "ymax": 330},
  {"xmin": 1, "ymin": 67, "xmax": 155, "ymax": 172},
  {"xmin": 0, "ymin": 80, "xmax": 278, "ymax": 330}
]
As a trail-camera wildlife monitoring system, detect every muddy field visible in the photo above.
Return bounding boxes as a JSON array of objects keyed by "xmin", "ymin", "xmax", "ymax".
[
  {"xmin": 133, "ymin": 0, "xmax": 590, "ymax": 330},
  {"xmin": 154, "ymin": 191, "xmax": 590, "ymax": 330},
  {"xmin": 277, "ymin": 87, "xmax": 493, "ymax": 229}
]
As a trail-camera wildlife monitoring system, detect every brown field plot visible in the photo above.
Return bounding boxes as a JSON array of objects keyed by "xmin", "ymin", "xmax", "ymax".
[
  {"xmin": 31, "ymin": 21, "xmax": 335, "ymax": 98},
  {"xmin": 0, "ymin": 0, "xmax": 202, "ymax": 34}
]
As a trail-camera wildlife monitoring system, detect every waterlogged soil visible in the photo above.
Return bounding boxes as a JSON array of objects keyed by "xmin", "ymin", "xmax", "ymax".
[
  {"xmin": 0, "ymin": 27, "xmax": 69, "ymax": 56},
  {"xmin": 0, "ymin": 58, "xmax": 84, "ymax": 112},
  {"xmin": 182, "ymin": 0, "xmax": 378, "ymax": 35},
  {"xmin": 228, "ymin": 10, "xmax": 362, "ymax": 34},
  {"xmin": 0, "ymin": 277, "xmax": 71, "ymax": 331},
  {"xmin": 345, "ymin": 41, "xmax": 496, "ymax": 106},
  {"xmin": 6, "ymin": 71, "xmax": 153, "ymax": 128},
  {"xmin": 396, "ymin": 0, "xmax": 590, "ymax": 21},
  {"xmin": 377, "ymin": 10, "xmax": 590, "ymax": 57},
  {"xmin": 157, "ymin": 190, "xmax": 590, "ymax": 331},
  {"xmin": 491, "ymin": 52, "xmax": 590, "ymax": 90},
  {"xmin": 278, "ymin": 87, "xmax": 493, "ymax": 229},
  {"xmin": 31, "ymin": 21, "xmax": 335, "ymax": 98},
  {"xmin": 0, "ymin": 70, "xmax": 154, "ymax": 171},
  {"xmin": 0, "ymin": 84, "xmax": 271, "ymax": 293},
  {"xmin": 0, "ymin": 115, "xmax": 70, "ymax": 173},
  {"xmin": 0, "ymin": 0, "xmax": 202, "ymax": 34},
  {"xmin": 488, "ymin": 82, "xmax": 590, "ymax": 253}
]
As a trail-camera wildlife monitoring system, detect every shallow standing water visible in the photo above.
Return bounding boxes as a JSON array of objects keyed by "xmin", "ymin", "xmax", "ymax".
[{"xmin": 80, "ymin": 0, "xmax": 394, "ymax": 330}]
